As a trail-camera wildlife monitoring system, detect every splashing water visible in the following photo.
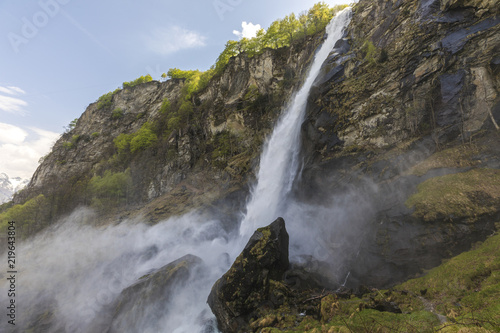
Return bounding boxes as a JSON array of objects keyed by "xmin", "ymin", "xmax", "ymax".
[
  {"xmin": 239, "ymin": 8, "xmax": 352, "ymax": 237},
  {"xmin": 0, "ymin": 9, "xmax": 352, "ymax": 333}
]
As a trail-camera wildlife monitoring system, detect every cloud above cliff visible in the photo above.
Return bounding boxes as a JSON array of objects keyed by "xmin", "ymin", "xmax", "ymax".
[
  {"xmin": 0, "ymin": 123, "xmax": 59, "ymax": 179},
  {"xmin": 145, "ymin": 26, "xmax": 207, "ymax": 55},
  {"xmin": 0, "ymin": 86, "xmax": 28, "ymax": 115},
  {"xmin": 233, "ymin": 22, "xmax": 262, "ymax": 39}
]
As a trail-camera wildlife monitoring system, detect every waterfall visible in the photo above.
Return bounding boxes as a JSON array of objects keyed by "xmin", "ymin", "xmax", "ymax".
[
  {"xmin": 239, "ymin": 8, "xmax": 352, "ymax": 237},
  {"xmin": 0, "ymin": 9, "xmax": 353, "ymax": 333}
]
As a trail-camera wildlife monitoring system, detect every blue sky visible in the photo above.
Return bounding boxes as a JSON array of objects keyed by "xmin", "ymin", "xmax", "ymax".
[{"xmin": 0, "ymin": 0, "xmax": 348, "ymax": 179}]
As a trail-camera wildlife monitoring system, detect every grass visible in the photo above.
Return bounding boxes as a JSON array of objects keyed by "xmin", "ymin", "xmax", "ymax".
[
  {"xmin": 252, "ymin": 230, "xmax": 500, "ymax": 332},
  {"xmin": 405, "ymin": 168, "xmax": 500, "ymax": 222},
  {"xmin": 409, "ymin": 146, "xmax": 481, "ymax": 176},
  {"xmin": 397, "ymin": 231, "xmax": 500, "ymax": 332}
]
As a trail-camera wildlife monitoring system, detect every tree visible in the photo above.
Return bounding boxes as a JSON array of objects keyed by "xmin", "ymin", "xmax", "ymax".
[
  {"xmin": 214, "ymin": 40, "xmax": 239, "ymax": 74},
  {"xmin": 308, "ymin": 2, "xmax": 332, "ymax": 34},
  {"xmin": 64, "ymin": 118, "xmax": 78, "ymax": 132},
  {"xmin": 281, "ymin": 13, "xmax": 301, "ymax": 45}
]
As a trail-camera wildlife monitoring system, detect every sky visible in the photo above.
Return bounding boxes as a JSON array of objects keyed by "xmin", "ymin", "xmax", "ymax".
[{"xmin": 0, "ymin": 0, "xmax": 348, "ymax": 179}]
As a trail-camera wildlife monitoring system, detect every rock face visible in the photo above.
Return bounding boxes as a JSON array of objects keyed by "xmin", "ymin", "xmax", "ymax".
[
  {"xmin": 295, "ymin": 0, "xmax": 500, "ymax": 287},
  {"xmin": 13, "ymin": 35, "xmax": 323, "ymax": 233},
  {"xmin": 207, "ymin": 218, "xmax": 289, "ymax": 333},
  {"xmin": 106, "ymin": 254, "xmax": 203, "ymax": 333}
]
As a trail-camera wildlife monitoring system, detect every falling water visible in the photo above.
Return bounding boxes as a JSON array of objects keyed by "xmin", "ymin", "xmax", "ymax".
[
  {"xmin": 240, "ymin": 8, "xmax": 352, "ymax": 237},
  {"xmin": 0, "ymin": 8, "xmax": 353, "ymax": 333}
]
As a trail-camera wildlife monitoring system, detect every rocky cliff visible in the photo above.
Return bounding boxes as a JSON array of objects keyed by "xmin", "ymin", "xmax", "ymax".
[
  {"xmin": 11, "ymin": 35, "xmax": 322, "ymax": 234},
  {"xmin": 295, "ymin": 0, "xmax": 500, "ymax": 287}
]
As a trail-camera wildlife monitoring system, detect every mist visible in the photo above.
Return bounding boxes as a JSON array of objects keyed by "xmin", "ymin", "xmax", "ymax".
[{"xmin": 0, "ymin": 8, "xmax": 382, "ymax": 332}]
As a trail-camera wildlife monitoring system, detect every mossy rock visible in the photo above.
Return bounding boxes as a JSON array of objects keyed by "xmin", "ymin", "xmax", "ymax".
[
  {"xmin": 406, "ymin": 168, "xmax": 500, "ymax": 222},
  {"xmin": 207, "ymin": 218, "xmax": 289, "ymax": 333}
]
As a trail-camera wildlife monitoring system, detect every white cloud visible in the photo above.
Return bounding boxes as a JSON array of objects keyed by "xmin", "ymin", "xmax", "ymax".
[
  {"xmin": 0, "ymin": 123, "xmax": 28, "ymax": 145},
  {"xmin": 0, "ymin": 86, "xmax": 26, "ymax": 95},
  {"xmin": 0, "ymin": 85, "xmax": 28, "ymax": 115},
  {"xmin": 0, "ymin": 123, "xmax": 59, "ymax": 179},
  {"xmin": 145, "ymin": 26, "xmax": 207, "ymax": 55},
  {"xmin": 233, "ymin": 22, "xmax": 262, "ymax": 39}
]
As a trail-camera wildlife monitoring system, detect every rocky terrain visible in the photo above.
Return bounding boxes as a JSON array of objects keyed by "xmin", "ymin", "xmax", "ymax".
[
  {"xmin": 0, "ymin": 173, "xmax": 29, "ymax": 204},
  {"xmin": 1, "ymin": 0, "xmax": 499, "ymax": 331}
]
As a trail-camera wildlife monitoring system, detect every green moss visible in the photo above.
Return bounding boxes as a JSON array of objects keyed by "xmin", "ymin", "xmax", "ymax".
[
  {"xmin": 397, "ymin": 232, "xmax": 500, "ymax": 331},
  {"xmin": 410, "ymin": 145, "xmax": 481, "ymax": 176},
  {"xmin": 245, "ymin": 229, "xmax": 500, "ymax": 332},
  {"xmin": 244, "ymin": 84, "xmax": 260, "ymax": 101},
  {"xmin": 405, "ymin": 168, "xmax": 500, "ymax": 221},
  {"xmin": 361, "ymin": 40, "xmax": 378, "ymax": 65},
  {"xmin": 250, "ymin": 226, "xmax": 272, "ymax": 259}
]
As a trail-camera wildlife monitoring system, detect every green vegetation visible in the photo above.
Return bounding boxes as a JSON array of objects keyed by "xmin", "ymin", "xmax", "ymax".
[
  {"xmin": 64, "ymin": 118, "xmax": 78, "ymax": 132},
  {"xmin": 0, "ymin": 194, "xmax": 49, "ymax": 237},
  {"xmin": 396, "ymin": 232, "xmax": 500, "ymax": 332},
  {"xmin": 96, "ymin": 74, "xmax": 152, "ymax": 111},
  {"xmin": 210, "ymin": 130, "xmax": 243, "ymax": 169},
  {"xmin": 114, "ymin": 133, "xmax": 132, "ymax": 153},
  {"xmin": 213, "ymin": 3, "xmax": 348, "ymax": 74},
  {"xmin": 122, "ymin": 74, "xmax": 153, "ymax": 89},
  {"xmin": 113, "ymin": 122, "xmax": 158, "ymax": 154},
  {"xmin": 130, "ymin": 123, "xmax": 158, "ymax": 153},
  {"xmin": 89, "ymin": 169, "xmax": 132, "ymax": 209},
  {"xmin": 361, "ymin": 40, "xmax": 377, "ymax": 65},
  {"xmin": 159, "ymin": 98, "xmax": 171, "ymax": 114},
  {"xmin": 91, "ymin": 131, "xmax": 100, "ymax": 138},
  {"xmin": 62, "ymin": 134, "xmax": 80, "ymax": 149},
  {"xmin": 252, "ymin": 230, "xmax": 500, "ymax": 332},
  {"xmin": 406, "ymin": 168, "xmax": 500, "ymax": 222},
  {"xmin": 97, "ymin": 91, "xmax": 115, "ymax": 110},
  {"xmin": 112, "ymin": 107, "xmax": 124, "ymax": 119},
  {"xmin": 409, "ymin": 145, "xmax": 481, "ymax": 176}
]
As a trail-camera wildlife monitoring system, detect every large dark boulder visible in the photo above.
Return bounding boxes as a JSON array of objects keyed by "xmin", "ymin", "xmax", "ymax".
[{"xmin": 207, "ymin": 218, "xmax": 289, "ymax": 333}]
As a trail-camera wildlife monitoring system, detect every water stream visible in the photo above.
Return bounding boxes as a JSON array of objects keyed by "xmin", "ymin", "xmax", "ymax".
[
  {"xmin": 240, "ymin": 8, "xmax": 352, "ymax": 237},
  {"xmin": 0, "ymin": 8, "xmax": 352, "ymax": 333}
]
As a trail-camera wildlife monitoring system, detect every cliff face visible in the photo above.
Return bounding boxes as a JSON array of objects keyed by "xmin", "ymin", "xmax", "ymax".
[
  {"xmin": 298, "ymin": 0, "xmax": 500, "ymax": 286},
  {"xmin": 14, "ymin": 35, "xmax": 323, "ymax": 230}
]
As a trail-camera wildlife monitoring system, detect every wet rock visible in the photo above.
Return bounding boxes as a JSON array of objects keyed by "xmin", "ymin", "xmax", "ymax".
[
  {"xmin": 367, "ymin": 299, "xmax": 402, "ymax": 313},
  {"xmin": 107, "ymin": 254, "xmax": 203, "ymax": 333},
  {"xmin": 207, "ymin": 218, "xmax": 289, "ymax": 333}
]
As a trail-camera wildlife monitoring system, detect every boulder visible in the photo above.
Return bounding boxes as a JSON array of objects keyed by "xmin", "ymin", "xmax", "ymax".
[
  {"xmin": 207, "ymin": 218, "xmax": 289, "ymax": 333},
  {"xmin": 107, "ymin": 254, "xmax": 203, "ymax": 333}
]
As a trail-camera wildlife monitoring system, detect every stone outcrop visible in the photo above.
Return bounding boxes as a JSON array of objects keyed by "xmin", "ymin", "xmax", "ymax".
[
  {"xmin": 107, "ymin": 254, "xmax": 203, "ymax": 333},
  {"xmin": 207, "ymin": 218, "xmax": 289, "ymax": 333},
  {"xmin": 295, "ymin": 0, "xmax": 500, "ymax": 288}
]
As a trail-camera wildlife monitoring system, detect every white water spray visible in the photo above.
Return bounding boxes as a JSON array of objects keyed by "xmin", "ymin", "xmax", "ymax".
[
  {"xmin": 0, "ymin": 9, "xmax": 353, "ymax": 333},
  {"xmin": 240, "ymin": 8, "xmax": 352, "ymax": 237}
]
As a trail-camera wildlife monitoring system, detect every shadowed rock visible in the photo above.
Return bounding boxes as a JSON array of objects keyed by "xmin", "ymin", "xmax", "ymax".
[
  {"xmin": 207, "ymin": 217, "xmax": 289, "ymax": 333},
  {"xmin": 106, "ymin": 254, "xmax": 203, "ymax": 333}
]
